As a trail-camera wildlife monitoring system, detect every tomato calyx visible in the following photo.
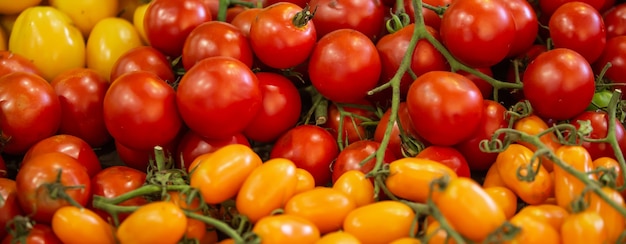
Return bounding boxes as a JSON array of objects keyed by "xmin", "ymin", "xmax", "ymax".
[
  {"xmin": 4, "ymin": 215, "xmax": 35, "ymax": 244},
  {"xmin": 292, "ymin": 5, "xmax": 316, "ymax": 28},
  {"xmin": 40, "ymin": 169, "xmax": 86, "ymax": 208},
  {"xmin": 385, "ymin": 11, "xmax": 411, "ymax": 34}
]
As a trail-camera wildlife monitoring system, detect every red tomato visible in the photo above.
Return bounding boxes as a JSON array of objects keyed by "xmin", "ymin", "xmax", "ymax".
[
  {"xmin": 572, "ymin": 111, "xmax": 626, "ymax": 160},
  {"xmin": 331, "ymin": 140, "xmax": 396, "ymax": 183},
  {"xmin": 406, "ymin": 71, "xmax": 484, "ymax": 146},
  {"xmin": 456, "ymin": 68, "xmax": 494, "ymax": 100},
  {"xmin": 175, "ymin": 130, "xmax": 250, "ymax": 171},
  {"xmin": 593, "ymin": 36, "xmax": 626, "ymax": 89},
  {"xmin": 549, "ymin": 2, "xmax": 606, "ymax": 63},
  {"xmin": 604, "ymin": 3, "xmax": 626, "ymax": 39},
  {"xmin": 373, "ymin": 102, "xmax": 420, "ymax": 159},
  {"xmin": 243, "ymin": 72, "xmax": 302, "ymax": 143},
  {"xmin": 90, "ymin": 166, "xmax": 148, "ymax": 223},
  {"xmin": 182, "ymin": 21, "xmax": 253, "ymax": 70},
  {"xmin": 0, "ymin": 51, "xmax": 43, "ymax": 78},
  {"xmin": 415, "ymin": 146, "xmax": 472, "ymax": 178},
  {"xmin": 110, "ymin": 46, "xmax": 175, "ymax": 84},
  {"xmin": 325, "ymin": 101, "xmax": 377, "ymax": 145},
  {"xmin": 249, "ymin": 2, "xmax": 316, "ymax": 69},
  {"xmin": 2, "ymin": 224, "xmax": 62, "ymax": 244},
  {"xmin": 22, "ymin": 134, "xmax": 102, "ymax": 178},
  {"xmin": 308, "ymin": 0, "xmax": 385, "ymax": 41},
  {"xmin": 0, "ymin": 178, "xmax": 23, "ymax": 240},
  {"xmin": 115, "ymin": 138, "xmax": 179, "ymax": 172},
  {"xmin": 143, "ymin": 0, "xmax": 212, "ymax": 57},
  {"xmin": 501, "ymin": 0, "xmax": 539, "ymax": 57},
  {"xmin": 16, "ymin": 152, "xmax": 91, "ymax": 224},
  {"xmin": 440, "ymin": 0, "xmax": 516, "ymax": 68},
  {"xmin": 230, "ymin": 8, "xmax": 262, "ymax": 37},
  {"xmin": 270, "ymin": 125, "xmax": 339, "ymax": 186},
  {"xmin": 51, "ymin": 68, "xmax": 111, "ymax": 148},
  {"xmin": 398, "ymin": 0, "xmax": 451, "ymax": 30},
  {"xmin": 522, "ymin": 48, "xmax": 595, "ymax": 120},
  {"xmin": 176, "ymin": 57, "xmax": 262, "ymax": 139},
  {"xmin": 539, "ymin": 0, "xmax": 606, "ymax": 17},
  {"xmin": 0, "ymin": 72, "xmax": 61, "ymax": 155}
]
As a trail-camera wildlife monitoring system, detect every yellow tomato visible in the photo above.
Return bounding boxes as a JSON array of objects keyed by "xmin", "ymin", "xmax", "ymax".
[
  {"xmin": 9, "ymin": 6, "xmax": 85, "ymax": 81},
  {"xmin": 49, "ymin": 0, "xmax": 119, "ymax": 37},
  {"xmin": 0, "ymin": 0, "xmax": 41, "ymax": 15},
  {"xmin": 86, "ymin": 17, "xmax": 143, "ymax": 82},
  {"xmin": 133, "ymin": 3, "xmax": 149, "ymax": 45}
]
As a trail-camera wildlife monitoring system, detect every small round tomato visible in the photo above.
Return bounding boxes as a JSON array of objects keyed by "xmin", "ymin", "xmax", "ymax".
[
  {"xmin": 51, "ymin": 206, "xmax": 115, "ymax": 244},
  {"xmin": 385, "ymin": 157, "xmax": 458, "ymax": 203},
  {"xmin": 90, "ymin": 166, "xmax": 148, "ymax": 223},
  {"xmin": 324, "ymin": 101, "xmax": 377, "ymax": 145},
  {"xmin": 110, "ymin": 46, "xmax": 175, "ymax": 83},
  {"xmin": 176, "ymin": 130, "xmax": 250, "ymax": 171},
  {"xmin": 0, "ymin": 178, "xmax": 23, "ymax": 240},
  {"xmin": 561, "ymin": 211, "xmax": 608, "ymax": 244},
  {"xmin": 182, "ymin": 20, "xmax": 253, "ymax": 70},
  {"xmin": 456, "ymin": 68, "xmax": 494, "ymax": 99},
  {"xmin": 343, "ymin": 201, "xmax": 415, "ymax": 244},
  {"xmin": 572, "ymin": 111, "xmax": 626, "ymax": 160},
  {"xmin": 502, "ymin": 0, "xmax": 539, "ymax": 57},
  {"xmin": 332, "ymin": 170, "xmax": 375, "ymax": 207},
  {"xmin": 22, "ymin": 134, "xmax": 102, "ymax": 178},
  {"xmin": 495, "ymin": 144, "xmax": 553, "ymax": 205},
  {"xmin": 593, "ymin": 36, "xmax": 626, "ymax": 91},
  {"xmin": 593, "ymin": 157, "xmax": 624, "ymax": 188},
  {"xmin": 229, "ymin": 8, "xmax": 262, "ymax": 37},
  {"xmin": 285, "ymin": 187, "xmax": 356, "ymax": 234},
  {"xmin": 167, "ymin": 191, "xmax": 206, "ymax": 241},
  {"xmin": 252, "ymin": 214, "xmax": 321, "ymax": 244},
  {"xmin": 415, "ymin": 146, "xmax": 471, "ymax": 178},
  {"xmin": 549, "ymin": 2, "xmax": 606, "ymax": 63},
  {"xmin": 604, "ymin": 3, "xmax": 626, "ymax": 39},
  {"xmin": 117, "ymin": 201, "xmax": 187, "ymax": 244},
  {"xmin": 0, "ymin": 50, "xmax": 42, "ymax": 78},
  {"xmin": 1, "ymin": 224, "xmax": 61, "ymax": 244},
  {"xmin": 308, "ymin": 0, "xmax": 385, "ymax": 40},
  {"xmin": 331, "ymin": 140, "xmax": 396, "ymax": 183}
]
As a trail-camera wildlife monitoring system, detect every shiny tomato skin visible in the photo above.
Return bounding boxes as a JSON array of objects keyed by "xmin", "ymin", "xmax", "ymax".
[
  {"xmin": 539, "ymin": 0, "xmax": 606, "ymax": 17},
  {"xmin": 549, "ymin": 2, "xmax": 606, "ymax": 63},
  {"xmin": 16, "ymin": 152, "xmax": 91, "ymax": 224},
  {"xmin": 331, "ymin": 140, "xmax": 396, "ymax": 183},
  {"xmin": 495, "ymin": 144, "xmax": 553, "ymax": 205},
  {"xmin": 343, "ymin": 201, "xmax": 415, "ymax": 244},
  {"xmin": 522, "ymin": 48, "xmax": 595, "ymax": 120},
  {"xmin": 176, "ymin": 130, "xmax": 250, "ymax": 171},
  {"xmin": 50, "ymin": 68, "xmax": 111, "ymax": 148},
  {"xmin": 308, "ymin": 29, "xmax": 381, "ymax": 103},
  {"xmin": 456, "ymin": 68, "xmax": 494, "ymax": 100},
  {"xmin": 385, "ymin": 158, "xmax": 458, "ymax": 203},
  {"xmin": 90, "ymin": 166, "xmax": 148, "ymax": 223},
  {"xmin": 554, "ymin": 146, "xmax": 597, "ymax": 211},
  {"xmin": 22, "ymin": 134, "xmax": 102, "ymax": 178},
  {"xmin": 270, "ymin": 125, "xmax": 339, "ymax": 186},
  {"xmin": 243, "ymin": 72, "xmax": 302, "ymax": 143},
  {"xmin": 182, "ymin": 21, "xmax": 253, "ymax": 70},
  {"xmin": 415, "ymin": 146, "xmax": 471, "ymax": 178},
  {"xmin": 561, "ymin": 211, "xmax": 608, "ymax": 244},
  {"xmin": 308, "ymin": 0, "xmax": 385, "ymax": 41},
  {"xmin": 0, "ymin": 72, "xmax": 61, "ymax": 155},
  {"xmin": 1, "ymin": 224, "xmax": 62, "ymax": 244},
  {"xmin": 406, "ymin": 71, "xmax": 484, "ymax": 146},
  {"xmin": 116, "ymin": 201, "xmax": 188, "ymax": 244},
  {"xmin": 0, "ymin": 178, "xmax": 23, "ymax": 240},
  {"xmin": 572, "ymin": 111, "xmax": 626, "ymax": 160},
  {"xmin": 143, "ymin": 0, "xmax": 212, "ymax": 57},
  {"xmin": 502, "ymin": 0, "xmax": 540, "ymax": 57},
  {"xmin": 230, "ymin": 8, "xmax": 262, "ymax": 37},
  {"xmin": 373, "ymin": 102, "xmax": 420, "ymax": 159},
  {"xmin": 0, "ymin": 50, "xmax": 42, "ymax": 78},
  {"xmin": 51, "ymin": 206, "xmax": 116, "ymax": 244},
  {"xmin": 604, "ymin": 4, "xmax": 626, "ymax": 39},
  {"xmin": 593, "ymin": 36, "xmax": 626, "ymax": 89},
  {"xmin": 176, "ymin": 57, "xmax": 262, "ymax": 139},
  {"xmin": 110, "ymin": 46, "xmax": 175, "ymax": 84},
  {"xmin": 332, "ymin": 170, "xmax": 375, "ymax": 207},
  {"xmin": 285, "ymin": 187, "xmax": 356, "ymax": 234},
  {"xmin": 252, "ymin": 214, "xmax": 321, "ymax": 244}
]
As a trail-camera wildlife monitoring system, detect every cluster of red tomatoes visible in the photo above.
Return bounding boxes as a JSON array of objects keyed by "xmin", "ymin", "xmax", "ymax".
[{"xmin": 2, "ymin": 0, "xmax": 626, "ymax": 243}]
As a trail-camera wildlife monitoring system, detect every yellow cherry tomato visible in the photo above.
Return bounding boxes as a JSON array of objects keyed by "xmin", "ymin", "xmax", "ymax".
[
  {"xmin": 385, "ymin": 157, "xmax": 458, "ymax": 203},
  {"xmin": 253, "ymin": 214, "xmax": 321, "ymax": 244},
  {"xmin": 554, "ymin": 145, "xmax": 596, "ymax": 211},
  {"xmin": 0, "ymin": 0, "xmax": 41, "ymax": 15},
  {"xmin": 588, "ymin": 187, "xmax": 626, "ymax": 243},
  {"xmin": 49, "ymin": 0, "xmax": 118, "ymax": 37},
  {"xmin": 133, "ymin": 3, "xmax": 150, "ymax": 45},
  {"xmin": 9, "ymin": 6, "xmax": 85, "ymax": 81},
  {"xmin": 285, "ymin": 187, "xmax": 356, "ymax": 234},
  {"xmin": 495, "ymin": 144, "xmax": 553, "ymax": 205},
  {"xmin": 560, "ymin": 211, "xmax": 607, "ymax": 244},
  {"xmin": 117, "ymin": 201, "xmax": 188, "ymax": 244},
  {"xmin": 516, "ymin": 204, "xmax": 569, "ymax": 231},
  {"xmin": 343, "ymin": 201, "xmax": 416, "ymax": 244},
  {"xmin": 86, "ymin": 17, "xmax": 143, "ymax": 81},
  {"xmin": 332, "ymin": 170, "xmax": 375, "ymax": 207},
  {"xmin": 294, "ymin": 168, "xmax": 316, "ymax": 194}
]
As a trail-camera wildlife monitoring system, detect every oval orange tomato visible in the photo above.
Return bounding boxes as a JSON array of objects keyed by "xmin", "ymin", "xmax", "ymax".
[
  {"xmin": 554, "ymin": 145, "xmax": 596, "ymax": 211},
  {"xmin": 332, "ymin": 170, "xmax": 375, "ymax": 207},
  {"xmin": 495, "ymin": 144, "xmax": 553, "ymax": 205},
  {"xmin": 385, "ymin": 157, "xmax": 458, "ymax": 203},
  {"xmin": 116, "ymin": 201, "xmax": 187, "ymax": 244},
  {"xmin": 51, "ymin": 206, "xmax": 115, "ymax": 244},
  {"xmin": 285, "ymin": 187, "xmax": 356, "ymax": 234},
  {"xmin": 252, "ymin": 214, "xmax": 321, "ymax": 244},
  {"xmin": 343, "ymin": 201, "xmax": 416, "ymax": 244}
]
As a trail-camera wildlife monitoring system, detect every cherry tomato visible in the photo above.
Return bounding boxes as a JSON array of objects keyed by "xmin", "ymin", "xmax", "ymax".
[
  {"xmin": 501, "ymin": 0, "xmax": 540, "ymax": 57},
  {"xmin": 483, "ymin": 163, "xmax": 507, "ymax": 188},
  {"xmin": 513, "ymin": 114, "xmax": 562, "ymax": 171},
  {"xmin": 316, "ymin": 231, "xmax": 361, "ymax": 244},
  {"xmin": 593, "ymin": 36, "xmax": 626, "ymax": 90},
  {"xmin": 331, "ymin": 140, "xmax": 396, "ymax": 183},
  {"xmin": 110, "ymin": 46, "xmax": 175, "ymax": 83},
  {"xmin": 230, "ymin": 8, "xmax": 262, "ymax": 37},
  {"xmin": 325, "ymin": 101, "xmax": 377, "ymax": 145},
  {"xmin": 0, "ymin": 178, "xmax": 22, "ymax": 240},
  {"xmin": 176, "ymin": 130, "xmax": 250, "ymax": 171},
  {"xmin": 516, "ymin": 204, "xmax": 569, "ymax": 231},
  {"xmin": 484, "ymin": 186, "xmax": 518, "ymax": 220},
  {"xmin": 332, "ymin": 170, "xmax": 375, "ymax": 207},
  {"xmin": 560, "ymin": 211, "xmax": 607, "ymax": 244},
  {"xmin": 588, "ymin": 187, "xmax": 625, "ymax": 243},
  {"xmin": 114, "ymin": 139, "xmax": 178, "ymax": 172},
  {"xmin": 22, "ymin": 134, "xmax": 102, "ymax": 178},
  {"xmin": 572, "ymin": 111, "xmax": 626, "ymax": 160},
  {"xmin": 295, "ymin": 168, "xmax": 316, "ymax": 194},
  {"xmin": 456, "ymin": 68, "xmax": 494, "ymax": 99},
  {"xmin": 1, "ymin": 224, "xmax": 61, "ymax": 244},
  {"xmin": 167, "ymin": 191, "xmax": 206, "ymax": 241},
  {"xmin": 90, "ymin": 166, "xmax": 148, "ymax": 223},
  {"xmin": 285, "ymin": 187, "xmax": 356, "ymax": 234},
  {"xmin": 385, "ymin": 157, "xmax": 458, "ymax": 203},
  {"xmin": 592, "ymin": 157, "xmax": 624, "ymax": 188},
  {"xmin": 182, "ymin": 21, "xmax": 253, "ymax": 70},
  {"xmin": 133, "ymin": 3, "xmax": 150, "ymax": 44},
  {"xmin": 604, "ymin": 3, "xmax": 626, "ymax": 39},
  {"xmin": 252, "ymin": 214, "xmax": 321, "ymax": 244},
  {"xmin": 504, "ymin": 213, "xmax": 561, "ymax": 244},
  {"xmin": 51, "ymin": 206, "xmax": 115, "ymax": 244},
  {"xmin": 554, "ymin": 145, "xmax": 597, "ymax": 211},
  {"xmin": 117, "ymin": 201, "xmax": 187, "ymax": 244},
  {"xmin": 549, "ymin": 2, "xmax": 606, "ymax": 63},
  {"xmin": 373, "ymin": 102, "xmax": 420, "ymax": 158},
  {"xmin": 539, "ymin": 0, "xmax": 606, "ymax": 19},
  {"xmin": 398, "ymin": 0, "xmax": 451, "ymax": 30},
  {"xmin": 308, "ymin": 0, "xmax": 385, "ymax": 40},
  {"xmin": 49, "ymin": 0, "xmax": 118, "ymax": 37},
  {"xmin": 495, "ymin": 144, "xmax": 553, "ymax": 205},
  {"xmin": 416, "ymin": 146, "xmax": 471, "ymax": 178},
  {"xmin": 343, "ymin": 201, "xmax": 416, "ymax": 244},
  {"xmin": 0, "ymin": 50, "xmax": 42, "ymax": 78}
]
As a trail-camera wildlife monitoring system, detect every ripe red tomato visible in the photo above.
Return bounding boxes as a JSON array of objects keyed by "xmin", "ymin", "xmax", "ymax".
[
  {"xmin": 399, "ymin": 0, "xmax": 451, "ymax": 30},
  {"xmin": 331, "ymin": 140, "xmax": 396, "ymax": 183},
  {"xmin": 309, "ymin": 29, "xmax": 381, "ymax": 103},
  {"xmin": 572, "ymin": 111, "xmax": 626, "ymax": 160},
  {"xmin": 176, "ymin": 130, "xmax": 250, "ymax": 171},
  {"xmin": 104, "ymin": 70, "xmax": 183, "ymax": 151},
  {"xmin": 415, "ymin": 146, "xmax": 472, "ymax": 178},
  {"xmin": 440, "ymin": 0, "xmax": 516, "ymax": 68},
  {"xmin": 182, "ymin": 21, "xmax": 253, "ymax": 70},
  {"xmin": 143, "ymin": 0, "xmax": 212, "ymax": 57},
  {"xmin": 549, "ymin": 1, "xmax": 606, "ymax": 63},
  {"xmin": 270, "ymin": 125, "xmax": 339, "ymax": 186},
  {"xmin": 115, "ymin": 138, "xmax": 179, "ymax": 172},
  {"xmin": 373, "ymin": 102, "xmax": 420, "ymax": 159},
  {"xmin": 90, "ymin": 166, "xmax": 148, "ymax": 223},
  {"xmin": 51, "ymin": 68, "xmax": 112, "ymax": 148},
  {"xmin": 406, "ymin": 71, "xmax": 484, "ymax": 146},
  {"xmin": 0, "ymin": 178, "xmax": 23, "ymax": 240},
  {"xmin": 249, "ymin": 2, "xmax": 316, "ymax": 69},
  {"xmin": 0, "ymin": 72, "xmax": 61, "ymax": 155},
  {"xmin": 593, "ymin": 36, "xmax": 626, "ymax": 89},
  {"xmin": 110, "ymin": 46, "xmax": 176, "ymax": 84},
  {"xmin": 22, "ymin": 134, "xmax": 102, "ymax": 178},
  {"xmin": 539, "ymin": 0, "xmax": 606, "ymax": 17},
  {"xmin": 604, "ymin": 3, "xmax": 626, "ymax": 39},
  {"xmin": 308, "ymin": 0, "xmax": 385, "ymax": 41},
  {"xmin": 522, "ymin": 48, "xmax": 595, "ymax": 120},
  {"xmin": 2, "ymin": 224, "xmax": 61, "ymax": 244},
  {"xmin": 456, "ymin": 68, "xmax": 494, "ymax": 100},
  {"xmin": 229, "ymin": 8, "xmax": 262, "ymax": 37},
  {"xmin": 501, "ymin": 0, "xmax": 539, "ymax": 57},
  {"xmin": 176, "ymin": 57, "xmax": 262, "ymax": 139},
  {"xmin": 16, "ymin": 152, "xmax": 91, "ymax": 224},
  {"xmin": 325, "ymin": 101, "xmax": 377, "ymax": 145},
  {"xmin": 0, "ymin": 51, "xmax": 43, "ymax": 78}
]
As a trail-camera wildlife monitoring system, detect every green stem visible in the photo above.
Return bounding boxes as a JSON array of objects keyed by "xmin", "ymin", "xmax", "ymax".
[
  {"xmin": 185, "ymin": 211, "xmax": 245, "ymax": 244},
  {"xmin": 217, "ymin": 0, "xmax": 230, "ymax": 22},
  {"xmin": 603, "ymin": 91, "xmax": 626, "ymax": 192}
]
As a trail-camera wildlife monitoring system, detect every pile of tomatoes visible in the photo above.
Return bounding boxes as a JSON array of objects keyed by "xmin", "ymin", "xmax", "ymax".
[{"xmin": 2, "ymin": 0, "xmax": 626, "ymax": 243}]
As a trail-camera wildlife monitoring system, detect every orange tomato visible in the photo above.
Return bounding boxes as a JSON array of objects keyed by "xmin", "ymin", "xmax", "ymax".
[
  {"xmin": 433, "ymin": 177, "xmax": 506, "ymax": 242},
  {"xmin": 236, "ymin": 158, "xmax": 298, "ymax": 223},
  {"xmin": 483, "ymin": 162, "xmax": 507, "ymax": 188},
  {"xmin": 484, "ymin": 186, "xmax": 518, "ymax": 219},
  {"xmin": 390, "ymin": 237, "xmax": 422, "ymax": 244},
  {"xmin": 554, "ymin": 145, "xmax": 596, "ymax": 211},
  {"xmin": 51, "ymin": 206, "xmax": 115, "ymax": 244},
  {"xmin": 495, "ymin": 144, "xmax": 553, "ymax": 205},
  {"xmin": 513, "ymin": 114, "xmax": 561, "ymax": 171},
  {"xmin": 167, "ymin": 191, "xmax": 206, "ymax": 241},
  {"xmin": 423, "ymin": 220, "xmax": 454, "ymax": 244},
  {"xmin": 332, "ymin": 170, "xmax": 375, "ymax": 207},
  {"xmin": 315, "ymin": 231, "xmax": 361, "ymax": 244},
  {"xmin": 294, "ymin": 168, "xmax": 316, "ymax": 194},
  {"xmin": 515, "ymin": 204, "xmax": 569, "ymax": 231},
  {"xmin": 588, "ymin": 187, "xmax": 626, "ymax": 243},
  {"xmin": 343, "ymin": 201, "xmax": 416, "ymax": 244},
  {"xmin": 385, "ymin": 157, "xmax": 458, "ymax": 203},
  {"xmin": 252, "ymin": 214, "xmax": 320, "ymax": 244},
  {"xmin": 560, "ymin": 211, "xmax": 607, "ymax": 244},
  {"xmin": 187, "ymin": 152, "xmax": 213, "ymax": 173},
  {"xmin": 116, "ymin": 201, "xmax": 187, "ymax": 244},
  {"xmin": 285, "ymin": 187, "xmax": 356, "ymax": 234},
  {"xmin": 190, "ymin": 144, "xmax": 262, "ymax": 204},
  {"xmin": 503, "ymin": 213, "xmax": 560, "ymax": 244},
  {"xmin": 592, "ymin": 157, "xmax": 624, "ymax": 188}
]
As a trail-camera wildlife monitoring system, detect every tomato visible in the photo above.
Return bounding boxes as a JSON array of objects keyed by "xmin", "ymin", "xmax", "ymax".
[
  {"xmin": 504, "ymin": 213, "xmax": 561, "ymax": 244},
  {"xmin": 252, "ymin": 214, "xmax": 320, "ymax": 244},
  {"xmin": 104, "ymin": 71, "xmax": 182, "ymax": 150},
  {"xmin": 117, "ymin": 201, "xmax": 187, "ymax": 244},
  {"xmin": 309, "ymin": 29, "xmax": 381, "ymax": 103},
  {"xmin": 182, "ymin": 21, "xmax": 253, "ymax": 70},
  {"xmin": 539, "ymin": 0, "xmax": 606, "ymax": 18},
  {"xmin": 167, "ymin": 191, "xmax": 206, "ymax": 241},
  {"xmin": 90, "ymin": 166, "xmax": 148, "ymax": 223},
  {"xmin": 501, "ymin": 0, "xmax": 540, "ymax": 57},
  {"xmin": 593, "ymin": 36, "xmax": 626, "ymax": 90},
  {"xmin": 316, "ymin": 231, "xmax": 361, "ymax": 244},
  {"xmin": 604, "ymin": 3, "xmax": 626, "ymax": 39},
  {"xmin": 132, "ymin": 3, "xmax": 150, "ymax": 45},
  {"xmin": 16, "ymin": 152, "xmax": 91, "ymax": 224},
  {"xmin": 440, "ymin": 0, "xmax": 515, "ymax": 68},
  {"xmin": 554, "ymin": 146, "xmax": 597, "ymax": 211},
  {"xmin": 0, "ymin": 51, "xmax": 42, "ymax": 78},
  {"xmin": 455, "ymin": 100, "xmax": 508, "ymax": 171},
  {"xmin": 406, "ymin": 71, "xmax": 484, "ymax": 146},
  {"xmin": 588, "ymin": 187, "xmax": 625, "ymax": 243},
  {"xmin": 331, "ymin": 140, "xmax": 396, "ymax": 183},
  {"xmin": 549, "ymin": 2, "xmax": 606, "ymax": 63},
  {"xmin": 190, "ymin": 144, "xmax": 262, "ymax": 204},
  {"xmin": 373, "ymin": 102, "xmax": 420, "ymax": 158},
  {"xmin": 1, "ymin": 224, "xmax": 61, "ymax": 244},
  {"xmin": 143, "ymin": 0, "xmax": 212, "ymax": 57},
  {"xmin": 249, "ymin": 2, "xmax": 316, "ymax": 69},
  {"xmin": 308, "ymin": 0, "xmax": 385, "ymax": 41},
  {"xmin": 560, "ymin": 211, "xmax": 607, "ymax": 244},
  {"xmin": 483, "ymin": 163, "xmax": 507, "ymax": 188},
  {"xmin": 176, "ymin": 130, "xmax": 250, "ymax": 171},
  {"xmin": 285, "ymin": 187, "xmax": 356, "ymax": 234},
  {"xmin": 87, "ymin": 17, "xmax": 143, "ymax": 81},
  {"xmin": 110, "ymin": 46, "xmax": 175, "ymax": 83},
  {"xmin": 295, "ymin": 168, "xmax": 316, "ymax": 194},
  {"xmin": 22, "ymin": 134, "xmax": 102, "ymax": 178},
  {"xmin": 242, "ymin": 72, "xmax": 302, "ymax": 143},
  {"xmin": 376, "ymin": 24, "xmax": 449, "ymax": 98},
  {"xmin": 114, "ymin": 139, "xmax": 178, "ymax": 172},
  {"xmin": 176, "ymin": 57, "xmax": 262, "ymax": 139},
  {"xmin": 415, "ymin": 146, "xmax": 471, "ymax": 178},
  {"xmin": 433, "ymin": 177, "xmax": 506, "ymax": 242},
  {"xmin": 237, "ymin": 158, "xmax": 298, "ymax": 223},
  {"xmin": 398, "ymin": 0, "xmax": 451, "ymax": 30},
  {"xmin": 456, "ymin": 68, "xmax": 494, "ymax": 100},
  {"xmin": 423, "ymin": 221, "xmax": 452, "ymax": 244},
  {"xmin": 495, "ymin": 144, "xmax": 553, "ymax": 205},
  {"xmin": 49, "ymin": 0, "xmax": 119, "ymax": 37},
  {"xmin": 51, "ymin": 68, "xmax": 112, "ymax": 148},
  {"xmin": 343, "ymin": 201, "xmax": 415, "ymax": 244},
  {"xmin": 513, "ymin": 114, "xmax": 562, "ymax": 171},
  {"xmin": 9, "ymin": 7, "xmax": 84, "ymax": 81},
  {"xmin": 593, "ymin": 157, "xmax": 624, "ymax": 188},
  {"xmin": 516, "ymin": 204, "xmax": 569, "ymax": 231},
  {"xmin": 389, "ymin": 238, "xmax": 422, "ymax": 244},
  {"xmin": 0, "ymin": 72, "xmax": 61, "ymax": 155},
  {"xmin": 385, "ymin": 157, "xmax": 458, "ymax": 203},
  {"xmin": 230, "ymin": 8, "xmax": 262, "ymax": 37},
  {"xmin": 270, "ymin": 125, "xmax": 339, "ymax": 186},
  {"xmin": 0, "ymin": 178, "xmax": 23, "ymax": 240},
  {"xmin": 484, "ymin": 186, "xmax": 518, "ymax": 220},
  {"xmin": 324, "ymin": 101, "xmax": 376, "ymax": 145},
  {"xmin": 0, "ymin": 0, "xmax": 40, "ymax": 15},
  {"xmin": 51, "ymin": 206, "xmax": 115, "ymax": 244},
  {"xmin": 572, "ymin": 111, "xmax": 626, "ymax": 160},
  {"xmin": 332, "ymin": 170, "xmax": 375, "ymax": 208}
]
